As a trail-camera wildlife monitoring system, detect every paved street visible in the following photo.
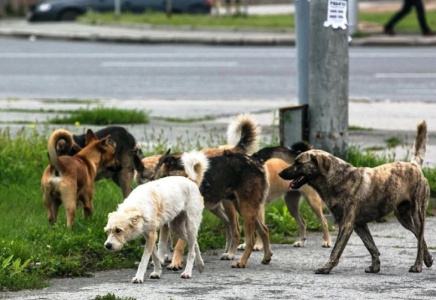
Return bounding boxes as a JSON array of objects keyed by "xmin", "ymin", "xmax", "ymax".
[
  {"xmin": 4, "ymin": 217, "xmax": 436, "ymax": 300},
  {"xmin": 0, "ymin": 39, "xmax": 436, "ymax": 101}
]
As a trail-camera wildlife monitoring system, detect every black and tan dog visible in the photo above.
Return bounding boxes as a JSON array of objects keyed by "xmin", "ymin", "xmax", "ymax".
[
  {"xmin": 42, "ymin": 129, "xmax": 121, "ymax": 228},
  {"xmin": 279, "ymin": 121, "xmax": 433, "ymax": 274},
  {"xmin": 155, "ymin": 150, "xmax": 272, "ymax": 269},
  {"xmin": 57, "ymin": 126, "xmax": 140, "ymax": 198},
  {"xmin": 238, "ymin": 142, "xmax": 331, "ymax": 251}
]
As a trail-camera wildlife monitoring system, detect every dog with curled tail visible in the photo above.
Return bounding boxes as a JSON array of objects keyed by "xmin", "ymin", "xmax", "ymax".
[{"xmin": 104, "ymin": 151, "xmax": 209, "ymax": 282}]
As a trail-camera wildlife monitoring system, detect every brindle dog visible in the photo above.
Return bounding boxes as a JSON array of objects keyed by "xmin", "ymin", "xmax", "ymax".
[
  {"xmin": 279, "ymin": 121, "xmax": 432, "ymax": 274},
  {"xmin": 154, "ymin": 150, "xmax": 272, "ymax": 269}
]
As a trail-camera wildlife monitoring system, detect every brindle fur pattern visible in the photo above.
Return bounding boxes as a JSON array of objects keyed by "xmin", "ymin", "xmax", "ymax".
[
  {"xmin": 57, "ymin": 126, "xmax": 140, "ymax": 198},
  {"xmin": 42, "ymin": 129, "xmax": 122, "ymax": 228},
  {"xmin": 154, "ymin": 150, "xmax": 272, "ymax": 268},
  {"xmin": 279, "ymin": 121, "xmax": 432, "ymax": 274}
]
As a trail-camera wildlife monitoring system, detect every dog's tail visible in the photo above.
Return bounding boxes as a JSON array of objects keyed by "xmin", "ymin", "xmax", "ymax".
[
  {"xmin": 227, "ymin": 113, "xmax": 261, "ymax": 155},
  {"xmin": 47, "ymin": 129, "xmax": 73, "ymax": 172},
  {"xmin": 182, "ymin": 151, "xmax": 210, "ymax": 187},
  {"xmin": 411, "ymin": 120, "xmax": 427, "ymax": 168}
]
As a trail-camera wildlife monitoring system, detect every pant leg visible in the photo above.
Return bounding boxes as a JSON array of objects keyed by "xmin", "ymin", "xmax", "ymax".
[
  {"xmin": 413, "ymin": 0, "xmax": 432, "ymax": 33},
  {"xmin": 385, "ymin": 0, "xmax": 414, "ymax": 29}
]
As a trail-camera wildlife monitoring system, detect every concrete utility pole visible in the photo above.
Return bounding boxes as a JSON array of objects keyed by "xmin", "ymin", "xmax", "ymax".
[
  {"xmin": 348, "ymin": 0, "xmax": 358, "ymax": 36},
  {"xmin": 295, "ymin": 0, "xmax": 310, "ymax": 106},
  {"xmin": 114, "ymin": 0, "xmax": 121, "ymax": 16},
  {"xmin": 308, "ymin": 0, "xmax": 349, "ymax": 157}
]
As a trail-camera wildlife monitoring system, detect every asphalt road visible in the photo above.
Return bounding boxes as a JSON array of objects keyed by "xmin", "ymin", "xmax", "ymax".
[
  {"xmin": 0, "ymin": 38, "xmax": 436, "ymax": 101},
  {"xmin": 4, "ymin": 217, "xmax": 436, "ymax": 300}
]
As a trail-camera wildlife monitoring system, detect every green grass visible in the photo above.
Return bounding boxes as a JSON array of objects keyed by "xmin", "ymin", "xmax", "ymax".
[
  {"xmin": 49, "ymin": 107, "xmax": 149, "ymax": 125},
  {"xmin": 349, "ymin": 125, "xmax": 372, "ymax": 131},
  {"xmin": 384, "ymin": 136, "xmax": 403, "ymax": 148},
  {"xmin": 78, "ymin": 11, "xmax": 294, "ymax": 30},
  {"xmin": 359, "ymin": 10, "xmax": 436, "ymax": 33},
  {"xmin": 93, "ymin": 293, "xmax": 137, "ymax": 300},
  {"xmin": 78, "ymin": 9, "xmax": 436, "ymax": 33},
  {"xmin": 1, "ymin": 128, "xmax": 436, "ymax": 291}
]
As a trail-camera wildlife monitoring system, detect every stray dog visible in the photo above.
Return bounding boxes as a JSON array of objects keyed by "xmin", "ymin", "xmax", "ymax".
[
  {"xmin": 154, "ymin": 150, "xmax": 272, "ymax": 269},
  {"xmin": 104, "ymin": 151, "xmax": 208, "ymax": 282},
  {"xmin": 41, "ymin": 129, "xmax": 121, "ymax": 228},
  {"xmin": 133, "ymin": 113, "xmax": 260, "ymax": 185},
  {"xmin": 57, "ymin": 126, "xmax": 140, "ymax": 198},
  {"xmin": 279, "ymin": 121, "xmax": 433, "ymax": 274},
  {"xmin": 238, "ymin": 143, "xmax": 331, "ymax": 250},
  {"xmin": 133, "ymin": 114, "xmax": 260, "ymax": 264}
]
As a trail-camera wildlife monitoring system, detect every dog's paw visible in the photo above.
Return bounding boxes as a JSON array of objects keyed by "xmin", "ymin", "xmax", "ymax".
[
  {"xmin": 149, "ymin": 272, "xmax": 161, "ymax": 279},
  {"xmin": 164, "ymin": 254, "xmax": 172, "ymax": 263},
  {"xmin": 253, "ymin": 244, "xmax": 264, "ymax": 251},
  {"xmin": 231, "ymin": 261, "xmax": 246, "ymax": 268},
  {"xmin": 237, "ymin": 243, "xmax": 246, "ymax": 251},
  {"xmin": 364, "ymin": 264, "xmax": 380, "ymax": 273},
  {"xmin": 409, "ymin": 264, "xmax": 423, "ymax": 273},
  {"xmin": 181, "ymin": 272, "xmax": 192, "ymax": 279},
  {"xmin": 197, "ymin": 261, "xmax": 205, "ymax": 273},
  {"xmin": 167, "ymin": 263, "xmax": 183, "ymax": 271},
  {"xmin": 322, "ymin": 240, "xmax": 332, "ymax": 248},
  {"xmin": 131, "ymin": 277, "xmax": 144, "ymax": 283},
  {"xmin": 220, "ymin": 253, "xmax": 235, "ymax": 260},
  {"xmin": 315, "ymin": 267, "xmax": 331, "ymax": 275},
  {"xmin": 293, "ymin": 240, "xmax": 306, "ymax": 248},
  {"xmin": 425, "ymin": 255, "xmax": 434, "ymax": 268}
]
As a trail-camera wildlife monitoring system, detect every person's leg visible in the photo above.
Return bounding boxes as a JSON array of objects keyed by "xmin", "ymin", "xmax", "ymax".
[
  {"xmin": 413, "ymin": 0, "xmax": 433, "ymax": 34},
  {"xmin": 384, "ymin": 0, "xmax": 414, "ymax": 34}
]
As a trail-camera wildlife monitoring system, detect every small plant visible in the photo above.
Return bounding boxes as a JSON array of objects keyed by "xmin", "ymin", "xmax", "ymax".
[
  {"xmin": 49, "ymin": 107, "xmax": 149, "ymax": 125},
  {"xmin": 93, "ymin": 293, "xmax": 137, "ymax": 300},
  {"xmin": 385, "ymin": 136, "xmax": 403, "ymax": 149}
]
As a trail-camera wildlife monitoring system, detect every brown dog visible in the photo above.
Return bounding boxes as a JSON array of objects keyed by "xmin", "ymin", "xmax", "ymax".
[
  {"xmin": 41, "ymin": 129, "xmax": 121, "ymax": 228},
  {"xmin": 155, "ymin": 151, "xmax": 271, "ymax": 269},
  {"xmin": 279, "ymin": 121, "xmax": 433, "ymax": 274}
]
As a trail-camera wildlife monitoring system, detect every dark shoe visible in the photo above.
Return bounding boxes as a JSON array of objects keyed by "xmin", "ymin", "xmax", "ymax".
[
  {"xmin": 423, "ymin": 31, "xmax": 435, "ymax": 37},
  {"xmin": 383, "ymin": 26, "xmax": 395, "ymax": 36}
]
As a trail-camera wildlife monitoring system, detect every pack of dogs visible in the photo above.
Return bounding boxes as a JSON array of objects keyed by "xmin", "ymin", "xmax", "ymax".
[{"xmin": 41, "ymin": 114, "xmax": 433, "ymax": 282}]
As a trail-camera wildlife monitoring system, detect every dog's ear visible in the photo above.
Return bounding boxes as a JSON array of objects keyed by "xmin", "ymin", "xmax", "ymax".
[
  {"xmin": 165, "ymin": 148, "xmax": 171, "ymax": 155},
  {"xmin": 99, "ymin": 135, "xmax": 116, "ymax": 149},
  {"xmin": 126, "ymin": 208, "xmax": 142, "ymax": 227},
  {"xmin": 314, "ymin": 155, "xmax": 331, "ymax": 176},
  {"xmin": 85, "ymin": 129, "xmax": 97, "ymax": 145}
]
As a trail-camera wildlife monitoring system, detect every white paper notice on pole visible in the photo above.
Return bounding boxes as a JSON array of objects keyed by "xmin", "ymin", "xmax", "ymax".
[{"xmin": 323, "ymin": 0, "xmax": 347, "ymax": 29}]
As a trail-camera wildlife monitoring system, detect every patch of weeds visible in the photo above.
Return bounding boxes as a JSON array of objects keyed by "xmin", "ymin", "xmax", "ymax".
[
  {"xmin": 385, "ymin": 136, "xmax": 403, "ymax": 148},
  {"xmin": 49, "ymin": 107, "xmax": 149, "ymax": 125},
  {"xmin": 93, "ymin": 293, "xmax": 137, "ymax": 300},
  {"xmin": 364, "ymin": 146, "xmax": 385, "ymax": 151},
  {"xmin": 392, "ymin": 245, "xmax": 405, "ymax": 249},
  {"xmin": 349, "ymin": 125, "xmax": 372, "ymax": 131},
  {"xmin": 0, "ymin": 255, "xmax": 48, "ymax": 291},
  {"xmin": 41, "ymin": 98, "xmax": 102, "ymax": 105}
]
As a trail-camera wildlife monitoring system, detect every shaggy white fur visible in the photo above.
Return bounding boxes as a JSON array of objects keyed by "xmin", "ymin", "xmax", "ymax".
[{"xmin": 104, "ymin": 151, "xmax": 208, "ymax": 282}]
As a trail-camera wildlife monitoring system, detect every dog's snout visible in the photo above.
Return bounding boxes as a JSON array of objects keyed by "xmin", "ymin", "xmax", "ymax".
[{"xmin": 105, "ymin": 243, "xmax": 113, "ymax": 250}]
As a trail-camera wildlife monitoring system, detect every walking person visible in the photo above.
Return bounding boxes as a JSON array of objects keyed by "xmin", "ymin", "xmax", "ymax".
[{"xmin": 384, "ymin": 0, "xmax": 435, "ymax": 36}]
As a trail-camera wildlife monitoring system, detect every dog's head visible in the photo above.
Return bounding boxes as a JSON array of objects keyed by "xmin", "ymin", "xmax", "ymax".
[
  {"xmin": 278, "ymin": 150, "xmax": 333, "ymax": 190},
  {"xmin": 83, "ymin": 130, "xmax": 122, "ymax": 173},
  {"xmin": 104, "ymin": 207, "xmax": 144, "ymax": 251},
  {"xmin": 133, "ymin": 153, "xmax": 163, "ymax": 185},
  {"xmin": 153, "ymin": 150, "xmax": 185, "ymax": 180}
]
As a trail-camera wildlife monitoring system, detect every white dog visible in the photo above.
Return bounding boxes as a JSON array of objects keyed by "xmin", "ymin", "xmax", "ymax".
[{"xmin": 104, "ymin": 151, "xmax": 209, "ymax": 282}]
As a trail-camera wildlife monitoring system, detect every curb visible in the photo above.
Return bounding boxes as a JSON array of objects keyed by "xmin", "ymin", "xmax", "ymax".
[{"xmin": 2, "ymin": 26, "xmax": 436, "ymax": 46}]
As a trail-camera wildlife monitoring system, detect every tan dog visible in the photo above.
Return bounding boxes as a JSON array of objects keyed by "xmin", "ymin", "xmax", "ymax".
[
  {"xmin": 41, "ymin": 129, "xmax": 121, "ymax": 228},
  {"xmin": 279, "ymin": 121, "xmax": 433, "ymax": 274}
]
